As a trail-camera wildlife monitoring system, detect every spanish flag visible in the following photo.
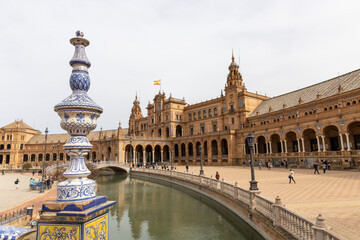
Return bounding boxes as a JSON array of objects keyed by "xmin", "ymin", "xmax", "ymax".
[{"xmin": 154, "ymin": 80, "xmax": 161, "ymax": 85}]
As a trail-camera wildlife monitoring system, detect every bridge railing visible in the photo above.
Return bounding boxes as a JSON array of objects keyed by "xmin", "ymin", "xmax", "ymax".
[{"xmin": 131, "ymin": 168, "xmax": 343, "ymax": 240}]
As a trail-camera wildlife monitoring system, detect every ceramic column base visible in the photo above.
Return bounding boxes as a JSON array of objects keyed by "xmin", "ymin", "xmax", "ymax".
[
  {"xmin": 37, "ymin": 196, "xmax": 115, "ymax": 240},
  {"xmin": 57, "ymin": 178, "xmax": 96, "ymax": 201}
]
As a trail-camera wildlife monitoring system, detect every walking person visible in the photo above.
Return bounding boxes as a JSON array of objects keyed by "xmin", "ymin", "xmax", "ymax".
[
  {"xmin": 258, "ymin": 161, "xmax": 262, "ymax": 170},
  {"xmin": 242, "ymin": 161, "xmax": 246, "ymax": 168},
  {"xmin": 15, "ymin": 178, "xmax": 20, "ymax": 190},
  {"xmin": 186, "ymin": 164, "xmax": 189, "ymax": 173},
  {"xmin": 313, "ymin": 161, "xmax": 320, "ymax": 174},
  {"xmin": 285, "ymin": 160, "xmax": 288, "ymax": 169},
  {"xmin": 215, "ymin": 171, "xmax": 220, "ymax": 180},
  {"xmin": 1, "ymin": 170, "xmax": 4, "ymax": 175},
  {"xmin": 288, "ymin": 169, "xmax": 296, "ymax": 184},
  {"xmin": 322, "ymin": 162, "xmax": 327, "ymax": 174}
]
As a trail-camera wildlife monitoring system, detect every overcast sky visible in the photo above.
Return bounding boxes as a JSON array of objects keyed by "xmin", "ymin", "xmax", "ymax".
[{"xmin": 1, "ymin": 0, "xmax": 360, "ymax": 134}]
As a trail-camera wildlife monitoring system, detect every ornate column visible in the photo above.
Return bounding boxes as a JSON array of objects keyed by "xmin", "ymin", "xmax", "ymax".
[
  {"xmin": 143, "ymin": 150, "xmax": 146, "ymax": 162},
  {"xmin": 269, "ymin": 142, "xmax": 272, "ymax": 154},
  {"xmin": 161, "ymin": 150, "xmax": 163, "ymax": 162},
  {"xmin": 301, "ymin": 138, "xmax": 305, "ymax": 152},
  {"xmin": 345, "ymin": 133, "xmax": 350, "ymax": 150},
  {"xmin": 284, "ymin": 140, "xmax": 288, "ymax": 153},
  {"xmin": 321, "ymin": 135, "xmax": 326, "ymax": 151},
  {"xmin": 280, "ymin": 141, "xmax": 284, "ymax": 153},
  {"xmin": 255, "ymin": 143, "xmax": 258, "ymax": 154},
  {"xmin": 265, "ymin": 141, "xmax": 269, "ymax": 154},
  {"xmin": 37, "ymin": 31, "xmax": 115, "ymax": 240},
  {"xmin": 297, "ymin": 138, "xmax": 300, "ymax": 152},
  {"xmin": 152, "ymin": 150, "xmax": 155, "ymax": 162},
  {"xmin": 316, "ymin": 136, "xmax": 321, "ymax": 152},
  {"xmin": 339, "ymin": 133, "xmax": 344, "ymax": 151}
]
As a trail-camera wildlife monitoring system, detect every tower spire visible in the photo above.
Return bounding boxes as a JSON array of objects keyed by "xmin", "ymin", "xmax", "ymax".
[{"xmin": 226, "ymin": 51, "xmax": 243, "ymax": 90}]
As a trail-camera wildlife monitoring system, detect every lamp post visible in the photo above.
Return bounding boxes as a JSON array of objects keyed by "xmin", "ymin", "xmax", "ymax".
[
  {"xmin": 57, "ymin": 140, "xmax": 60, "ymax": 181},
  {"xmin": 247, "ymin": 133, "xmax": 258, "ymax": 191},
  {"xmin": 129, "ymin": 137, "xmax": 133, "ymax": 166},
  {"xmin": 52, "ymin": 144, "xmax": 54, "ymax": 162},
  {"xmin": 199, "ymin": 145, "xmax": 204, "ymax": 175},
  {"xmin": 22, "ymin": 149, "xmax": 25, "ymax": 174},
  {"xmin": 40, "ymin": 127, "xmax": 48, "ymax": 193},
  {"xmin": 170, "ymin": 150, "xmax": 173, "ymax": 170}
]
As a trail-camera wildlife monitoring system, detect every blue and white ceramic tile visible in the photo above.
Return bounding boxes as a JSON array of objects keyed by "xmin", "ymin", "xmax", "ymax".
[{"xmin": 54, "ymin": 31, "xmax": 102, "ymax": 202}]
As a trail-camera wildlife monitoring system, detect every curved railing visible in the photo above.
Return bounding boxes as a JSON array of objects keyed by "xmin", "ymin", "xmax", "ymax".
[{"xmin": 131, "ymin": 168, "xmax": 343, "ymax": 240}]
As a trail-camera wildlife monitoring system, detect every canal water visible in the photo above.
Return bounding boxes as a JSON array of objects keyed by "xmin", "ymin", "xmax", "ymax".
[{"xmin": 96, "ymin": 175, "xmax": 264, "ymax": 240}]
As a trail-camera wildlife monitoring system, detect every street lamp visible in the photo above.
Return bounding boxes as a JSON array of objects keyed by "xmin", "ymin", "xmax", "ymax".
[
  {"xmin": 199, "ymin": 145, "xmax": 204, "ymax": 175},
  {"xmin": 52, "ymin": 144, "xmax": 54, "ymax": 162},
  {"xmin": 22, "ymin": 149, "xmax": 25, "ymax": 174},
  {"xmin": 247, "ymin": 133, "xmax": 258, "ymax": 191},
  {"xmin": 40, "ymin": 127, "xmax": 48, "ymax": 193},
  {"xmin": 129, "ymin": 137, "xmax": 133, "ymax": 166},
  {"xmin": 170, "ymin": 150, "xmax": 173, "ymax": 170},
  {"xmin": 57, "ymin": 140, "xmax": 60, "ymax": 181}
]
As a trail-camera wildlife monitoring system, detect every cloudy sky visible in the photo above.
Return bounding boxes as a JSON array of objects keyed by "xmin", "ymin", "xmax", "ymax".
[{"xmin": 1, "ymin": 0, "xmax": 360, "ymax": 134}]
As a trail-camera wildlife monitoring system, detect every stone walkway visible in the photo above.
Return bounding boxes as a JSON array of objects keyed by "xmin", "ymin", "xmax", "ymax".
[
  {"xmin": 176, "ymin": 165, "xmax": 359, "ymax": 240},
  {"xmin": 0, "ymin": 173, "xmax": 56, "ymax": 216}
]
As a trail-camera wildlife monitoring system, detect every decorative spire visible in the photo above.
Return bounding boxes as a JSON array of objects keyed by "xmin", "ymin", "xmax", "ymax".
[
  {"xmin": 54, "ymin": 31, "xmax": 103, "ymax": 202},
  {"xmin": 226, "ymin": 51, "xmax": 243, "ymax": 88}
]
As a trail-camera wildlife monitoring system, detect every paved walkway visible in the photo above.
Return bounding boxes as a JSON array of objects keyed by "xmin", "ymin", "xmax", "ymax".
[
  {"xmin": 175, "ymin": 165, "xmax": 359, "ymax": 240},
  {"xmin": 0, "ymin": 173, "xmax": 56, "ymax": 215}
]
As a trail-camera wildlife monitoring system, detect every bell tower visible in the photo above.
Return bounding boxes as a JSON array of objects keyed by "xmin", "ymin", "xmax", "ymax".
[
  {"xmin": 225, "ymin": 52, "xmax": 244, "ymax": 91},
  {"xmin": 128, "ymin": 94, "xmax": 143, "ymax": 135}
]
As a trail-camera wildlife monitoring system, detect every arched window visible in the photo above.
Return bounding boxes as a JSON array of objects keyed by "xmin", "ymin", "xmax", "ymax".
[
  {"xmin": 198, "ymin": 111, "xmax": 201, "ymax": 119},
  {"xmin": 6, "ymin": 144, "xmax": 11, "ymax": 150},
  {"xmin": 189, "ymin": 114, "xmax": 192, "ymax": 121},
  {"xmin": 214, "ymin": 108, "xmax": 218, "ymax": 116},
  {"xmin": 203, "ymin": 110, "xmax": 207, "ymax": 118},
  {"xmin": 209, "ymin": 109, "xmax": 212, "ymax": 117}
]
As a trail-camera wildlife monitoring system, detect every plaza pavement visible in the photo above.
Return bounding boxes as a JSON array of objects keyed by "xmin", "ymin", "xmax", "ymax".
[
  {"xmin": 0, "ymin": 173, "xmax": 56, "ymax": 215},
  {"xmin": 176, "ymin": 165, "xmax": 359, "ymax": 240},
  {"xmin": 1, "ymin": 168, "xmax": 358, "ymax": 239}
]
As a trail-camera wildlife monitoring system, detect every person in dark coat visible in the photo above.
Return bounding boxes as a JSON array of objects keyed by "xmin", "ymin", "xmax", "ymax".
[{"xmin": 313, "ymin": 161, "xmax": 320, "ymax": 174}]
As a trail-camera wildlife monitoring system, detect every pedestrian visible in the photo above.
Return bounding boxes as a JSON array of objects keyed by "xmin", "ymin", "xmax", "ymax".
[
  {"xmin": 1, "ymin": 170, "xmax": 4, "ymax": 175},
  {"xmin": 288, "ymin": 169, "xmax": 296, "ymax": 184},
  {"xmin": 32, "ymin": 171, "xmax": 35, "ymax": 176},
  {"xmin": 15, "ymin": 178, "xmax": 20, "ymax": 190},
  {"xmin": 322, "ymin": 162, "xmax": 327, "ymax": 174},
  {"xmin": 215, "ymin": 171, "xmax": 220, "ymax": 180},
  {"xmin": 285, "ymin": 160, "xmax": 288, "ymax": 169},
  {"xmin": 186, "ymin": 164, "xmax": 189, "ymax": 173},
  {"xmin": 313, "ymin": 161, "xmax": 320, "ymax": 174},
  {"xmin": 327, "ymin": 162, "xmax": 331, "ymax": 170},
  {"xmin": 258, "ymin": 161, "xmax": 262, "ymax": 170},
  {"xmin": 242, "ymin": 161, "xmax": 246, "ymax": 168}
]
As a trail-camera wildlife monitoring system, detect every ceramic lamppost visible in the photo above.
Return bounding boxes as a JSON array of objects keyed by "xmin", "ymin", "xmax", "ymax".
[{"xmin": 36, "ymin": 31, "xmax": 115, "ymax": 240}]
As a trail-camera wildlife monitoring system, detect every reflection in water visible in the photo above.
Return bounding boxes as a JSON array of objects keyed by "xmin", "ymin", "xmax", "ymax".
[{"xmin": 96, "ymin": 175, "xmax": 264, "ymax": 240}]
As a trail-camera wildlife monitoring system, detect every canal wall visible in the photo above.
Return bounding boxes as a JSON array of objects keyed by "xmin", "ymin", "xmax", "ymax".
[{"xmin": 131, "ymin": 168, "xmax": 342, "ymax": 240}]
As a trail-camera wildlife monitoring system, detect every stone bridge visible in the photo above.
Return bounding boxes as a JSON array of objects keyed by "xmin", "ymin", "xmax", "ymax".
[
  {"xmin": 91, "ymin": 161, "xmax": 130, "ymax": 174},
  {"xmin": 46, "ymin": 161, "xmax": 130, "ymax": 175}
]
